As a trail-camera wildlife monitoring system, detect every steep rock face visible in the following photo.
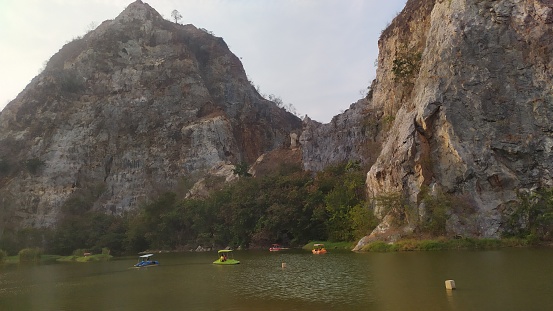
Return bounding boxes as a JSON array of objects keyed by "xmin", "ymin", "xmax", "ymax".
[
  {"xmin": 300, "ymin": 0, "xmax": 553, "ymax": 245},
  {"xmin": 362, "ymin": 0, "xmax": 553, "ymax": 243},
  {"xmin": 0, "ymin": 1, "xmax": 301, "ymax": 229}
]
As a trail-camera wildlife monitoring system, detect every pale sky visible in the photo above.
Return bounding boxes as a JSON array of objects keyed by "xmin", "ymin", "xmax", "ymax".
[{"xmin": 0, "ymin": 0, "xmax": 407, "ymax": 123}]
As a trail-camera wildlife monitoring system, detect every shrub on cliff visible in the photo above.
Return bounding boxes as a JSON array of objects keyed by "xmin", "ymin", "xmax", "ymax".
[
  {"xmin": 53, "ymin": 69, "xmax": 85, "ymax": 93},
  {"xmin": 0, "ymin": 158, "xmax": 9, "ymax": 175},
  {"xmin": 24, "ymin": 158, "xmax": 44, "ymax": 175},
  {"xmin": 419, "ymin": 187, "xmax": 451, "ymax": 236},
  {"xmin": 392, "ymin": 48, "xmax": 422, "ymax": 84}
]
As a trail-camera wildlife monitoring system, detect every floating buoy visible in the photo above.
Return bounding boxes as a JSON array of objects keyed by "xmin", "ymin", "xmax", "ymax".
[
  {"xmin": 281, "ymin": 262, "xmax": 287, "ymax": 269},
  {"xmin": 445, "ymin": 280, "xmax": 456, "ymax": 290}
]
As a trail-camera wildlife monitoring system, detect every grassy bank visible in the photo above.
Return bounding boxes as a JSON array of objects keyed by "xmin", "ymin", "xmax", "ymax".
[
  {"xmin": 302, "ymin": 241, "xmax": 357, "ymax": 251},
  {"xmin": 57, "ymin": 254, "xmax": 112, "ymax": 262},
  {"xmin": 302, "ymin": 238, "xmax": 531, "ymax": 252},
  {"xmin": 3, "ymin": 253, "xmax": 111, "ymax": 264},
  {"xmin": 4, "ymin": 254, "xmax": 62, "ymax": 264},
  {"xmin": 359, "ymin": 237, "xmax": 529, "ymax": 252}
]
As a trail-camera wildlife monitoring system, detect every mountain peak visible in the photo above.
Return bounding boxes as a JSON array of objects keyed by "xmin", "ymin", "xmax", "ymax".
[{"xmin": 114, "ymin": 0, "xmax": 163, "ymax": 24}]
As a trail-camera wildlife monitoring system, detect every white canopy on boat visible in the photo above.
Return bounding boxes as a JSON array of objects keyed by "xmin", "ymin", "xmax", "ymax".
[{"xmin": 139, "ymin": 254, "xmax": 154, "ymax": 258}]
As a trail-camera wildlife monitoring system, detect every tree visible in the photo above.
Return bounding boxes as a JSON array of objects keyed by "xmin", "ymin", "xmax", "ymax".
[
  {"xmin": 232, "ymin": 162, "xmax": 251, "ymax": 177},
  {"xmin": 0, "ymin": 158, "xmax": 9, "ymax": 175},
  {"xmin": 171, "ymin": 10, "xmax": 182, "ymax": 24},
  {"xmin": 503, "ymin": 188, "xmax": 553, "ymax": 241},
  {"xmin": 420, "ymin": 187, "xmax": 451, "ymax": 236},
  {"xmin": 24, "ymin": 158, "xmax": 44, "ymax": 175},
  {"xmin": 85, "ymin": 21, "xmax": 97, "ymax": 34}
]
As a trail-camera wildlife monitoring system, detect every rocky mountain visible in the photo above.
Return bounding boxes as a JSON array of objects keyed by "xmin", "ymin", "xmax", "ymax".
[
  {"xmin": 300, "ymin": 0, "xmax": 553, "ymax": 247},
  {"xmin": 2, "ymin": 0, "xmax": 552, "ymax": 248},
  {"xmin": 0, "ymin": 1, "xmax": 301, "ymax": 230}
]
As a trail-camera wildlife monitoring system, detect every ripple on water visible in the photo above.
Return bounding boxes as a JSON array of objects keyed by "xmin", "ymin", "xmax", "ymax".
[{"xmin": 228, "ymin": 251, "xmax": 377, "ymax": 308}]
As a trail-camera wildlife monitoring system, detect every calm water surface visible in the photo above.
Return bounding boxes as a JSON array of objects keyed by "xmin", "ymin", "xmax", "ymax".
[{"xmin": 1, "ymin": 248, "xmax": 553, "ymax": 310}]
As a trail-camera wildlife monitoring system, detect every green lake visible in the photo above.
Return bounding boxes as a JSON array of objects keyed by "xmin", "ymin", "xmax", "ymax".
[{"xmin": 1, "ymin": 247, "xmax": 553, "ymax": 310}]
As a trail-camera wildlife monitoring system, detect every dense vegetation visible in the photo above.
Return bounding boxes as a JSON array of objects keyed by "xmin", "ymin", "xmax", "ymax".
[
  {"xmin": 0, "ymin": 162, "xmax": 374, "ymax": 256},
  {"xmin": 0, "ymin": 249, "xmax": 7, "ymax": 262},
  {"xmin": 501, "ymin": 188, "xmax": 553, "ymax": 242},
  {"xmin": 2, "ymin": 161, "xmax": 553, "ymax": 257}
]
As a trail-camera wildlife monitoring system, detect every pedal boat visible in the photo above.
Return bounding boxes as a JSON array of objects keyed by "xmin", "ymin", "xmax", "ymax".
[
  {"xmin": 134, "ymin": 254, "xmax": 160, "ymax": 267},
  {"xmin": 312, "ymin": 243, "xmax": 327, "ymax": 254},
  {"xmin": 269, "ymin": 244, "xmax": 286, "ymax": 251},
  {"xmin": 213, "ymin": 249, "xmax": 240, "ymax": 265}
]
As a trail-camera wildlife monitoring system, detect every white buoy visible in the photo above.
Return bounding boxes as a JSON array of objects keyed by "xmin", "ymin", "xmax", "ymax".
[
  {"xmin": 445, "ymin": 280, "xmax": 456, "ymax": 290},
  {"xmin": 281, "ymin": 262, "xmax": 287, "ymax": 269}
]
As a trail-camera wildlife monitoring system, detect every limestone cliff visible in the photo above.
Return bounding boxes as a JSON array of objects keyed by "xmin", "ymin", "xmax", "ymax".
[
  {"xmin": 300, "ymin": 98, "xmax": 382, "ymax": 172},
  {"xmin": 302, "ymin": 0, "xmax": 553, "ymax": 245},
  {"xmin": 0, "ymin": 1, "xmax": 301, "ymax": 229}
]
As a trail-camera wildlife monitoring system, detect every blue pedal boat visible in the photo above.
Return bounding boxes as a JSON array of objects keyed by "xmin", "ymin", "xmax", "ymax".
[{"xmin": 134, "ymin": 254, "xmax": 160, "ymax": 267}]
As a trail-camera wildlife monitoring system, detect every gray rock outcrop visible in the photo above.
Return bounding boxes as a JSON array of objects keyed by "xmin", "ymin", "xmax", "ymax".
[{"xmin": 300, "ymin": 98, "xmax": 383, "ymax": 172}]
